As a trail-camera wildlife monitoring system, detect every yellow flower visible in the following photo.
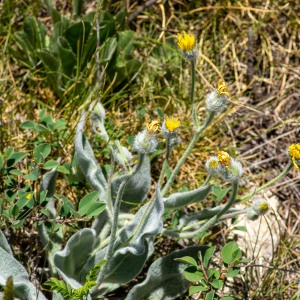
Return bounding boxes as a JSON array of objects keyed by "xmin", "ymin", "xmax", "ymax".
[
  {"xmin": 218, "ymin": 151, "xmax": 231, "ymax": 168},
  {"xmin": 209, "ymin": 159, "xmax": 218, "ymax": 169},
  {"xmin": 289, "ymin": 143, "xmax": 300, "ymax": 169},
  {"xmin": 259, "ymin": 202, "xmax": 269, "ymax": 212},
  {"xmin": 146, "ymin": 120, "xmax": 160, "ymax": 133},
  {"xmin": 177, "ymin": 32, "xmax": 196, "ymax": 52},
  {"xmin": 26, "ymin": 193, "xmax": 32, "ymax": 200},
  {"xmin": 165, "ymin": 116, "xmax": 180, "ymax": 132},
  {"xmin": 217, "ymin": 80, "xmax": 229, "ymax": 97}
]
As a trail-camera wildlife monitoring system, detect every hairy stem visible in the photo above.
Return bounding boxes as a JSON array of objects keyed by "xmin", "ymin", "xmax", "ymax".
[
  {"xmin": 96, "ymin": 154, "xmax": 145, "ymax": 284},
  {"xmin": 190, "ymin": 60, "xmax": 198, "ymax": 128},
  {"xmin": 162, "ymin": 111, "xmax": 215, "ymax": 197},
  {"xmin": 240, "ymin": 161, "xmax": 293, "ymax": 202}
]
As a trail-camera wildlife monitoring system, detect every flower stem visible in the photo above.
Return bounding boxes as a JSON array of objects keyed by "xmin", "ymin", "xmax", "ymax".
[
  {"xmin": 96, "ymin": 154, "xmax": 145, "ymax": 284},
  {"xmin": 190, "ymin": 61, "xmax": 198, "ymax": 128},
  {"xmin": 240, "ymin": 161, "xmax": 293, "ymax": 202},
  {"xmin": 161, "ymin": 111, "xmax": 215, "ymax": 197},
  {"xmin": 158, "ymin": 138, "xmax": 171, "ymax": 188}
]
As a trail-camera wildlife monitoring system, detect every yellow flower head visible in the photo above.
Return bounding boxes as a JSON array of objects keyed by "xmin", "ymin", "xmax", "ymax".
[
  {"xmin": 218, "ymin": 151, "xmax": 231, "ymax": 168},
  {"xmin": 26, "ymin": 193, "xmax": 32, "ymax": 200},
  {"xmin": 146, "ymin": 120, "xmax": 160, "ymax": 133},
  {"xmin": 209, "ymin": 159, "xmax": 218, "ymax": 169},
  {"xmin": 259, "ymin": 202, "xmax": 269, "ymax": 212},
  {"xmin": 165, "ymin": 116, "xmax": 180, "ymax": 132},
  {"xmin": 177, "ymin": 32, "xmax": 196, "ymax": 52},
  {"xmin": 217, "ymin": 80, "xmax": 229, "ymax": 97},
  {"xmin": 289, "ymin": 143, "xmax": 300, "ymax": 169}
]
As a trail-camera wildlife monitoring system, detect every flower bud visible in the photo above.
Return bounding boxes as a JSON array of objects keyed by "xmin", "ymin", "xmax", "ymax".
[
  {"xmin": 89, "ymin": 101, "xmax": 109, "ymax": 142},
  {"xmin": 246, "ymin": 198, "xmax": 270, "ymax": 221},
  {"xmin": 113, "ymin": 144, "xmax": 133, "ymax": 169},
  {"xmin": 205, "ymin": 151, "xmax": 243, "ymax": 182},
  {"xmin": 133, "ymin": 121, "xmax": 159, "ymax": 155},
  {"xmin": 205, "ymin": 156, "xmax": 219, "ymax": 176},
  {"xmin": 205, "ymin": 80, "xmax": 229, "ymax": 112}
]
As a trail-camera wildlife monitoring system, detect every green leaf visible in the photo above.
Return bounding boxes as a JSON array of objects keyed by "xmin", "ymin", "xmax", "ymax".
[
  {"xmin": 183, "ymin": 266, "xmax": 204, "ymax": 282},
  {"xmin": 207, "ymin": 268, "xmax": 219, "ymax": 279},
  {"xmin": 38, "ymin": 49, "xmax": 59, "ymax": 71},
  {"xmin": 174, "ymin": 256, "xmax": 197, "ymax": 267},
  {"xmin": 85, "ymin": 202, "xmax": 106, "ymax": 218},
  {"xmin": 34, "ymin": 144, "xmax": 51, "ymax": 163},
  {"xmin": 64, "ymin": 21, "xmax": 92, "ymax": 55},
  {"xmin": 205, "ymin": 290, "xmax": 215, "ymax": 300},
  {"xmin": 78, "ymin": 191, "xmax": 99, "ymax": 216},
  {"xmin": 7, "ymin": 152, "xmax": 27, "ymax": 167},
  {"xmin": 9, "ymin": 169, "xmax": 23, "ymax": 176},
  {"xmin": 203, "ymin": 246, "xmax": 216, "ymax": 269},
  {"xmin": 0, "ymin": 153, "xmax": 3, "ymax": 170},
  {"xmin": 222, "ymin": 296, "xmax": 234, "ymax": 300},
  {"xmin": 221, "ymin": 242, "xmax": 241, "ymax": 264},
  {"xmin": 212, "ymin": 185, "xmax": 231, "ymax": 203},
  {"xmin": 57, "ymin": 36, "xmax": 76, "ymax": 77},
  {"xmin": 23, "ymin": 168, "xmax": 39, "ymax": 181},
  {"xmin": 20, "ymin": 120, "xmax": 37, "ymax": 130},
  {"xmin": 210, "ymin": 279, "xmax": 223, "ymax": 289},
  {"xmin": 43, "ymin": 160, "xmax": 60, "ymax": 169},
  {"xmin": 57, "ymin": 165, "xmax": 70, "ymax": 174},
  {"xmin": 189, "ymin": 285, "xmax": 208, "ymax": 296},
  {"xmin": 233, "ymin": 226, "xmax": 247, "ymax": 232},
  {"xmin": 53, "ymin": 119, "xmax": 67, "ymax": 131},
  {"xmin": 72, "ymin": 0, "xmax": 84, "ymax": 19},
  {"xmin": 225, "ymin": 268, "xmax": 240, "ymax": 278}
]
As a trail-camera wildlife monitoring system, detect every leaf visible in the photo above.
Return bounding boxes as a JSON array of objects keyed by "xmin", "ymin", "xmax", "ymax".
[
  {"xmin": 164, "ymin": 185, "xmax": 212, "ymax": 210},
  {"xmin": 225, "ymin": 268, "xmax": 240, "ymax": 278},
  {"xmin": 78, "ymin": 191, "xmax": 106, "ymax": 218},
  {"xmin": 111, "ymin": 155, "xmax": 151, "ymax": 212},
  {"xmin": 72, "ymin": 0, "xmax": 84, "ymax": 19},
  {"xmin": 38, "ymin": 49, "xmax": 59, "ymax": 71},
  {"xmin": 205, "ymin": 290, "xmax": 215, "ymax": 300},
  {"xmin": 125, "ymin": 246, "xmax": 208, "ymax": 300},
  {"xmin": 174, "ymin": 256, "xmax": 197, "ymax": 267},
  {"xmin": 80, "ymin": 188, "xmax": 164, "ymax": 286},
  {"xmin": 23, "ymin": 17, "xmax": 46, "ymax": 50},
  {"xmin": 0, "ymin": 153, "xmax": 3, "ymax": 170},
  {"xmin": 189, "ymin": 285, "xmax": 208, "ymax": 295},
  {"xmin": 0, "ymin": 231, "xmax": 47, "ymax": 300},
  {"xmin": 43, "ymin": 160, "xmax": 60, "ymax": 169},
  {"xmin": 75, "ymin": 112, "xmax": 107, "ymax": 200},
  {"xmin": 54, "ymin": 229, "xmax": 97, "ymax": 288},
  {"xmin": 57, "ymin": 36, "xmax": 76, "ymax": 77},
  {"xmin": 64, "ymin": 21, "xmax": 92, "ymax": 56},
  {"xmin": 34, "ymin": 143, "xmax": 51, "ymax": 163},
  {"xmin": 183, "ymin": 266, "xmax": 204, "ymax": 282},
  {"xmin": 210, "ymin": 279, "xmax": 223, "ymax": 289},
  {"xmin": 221, "ymin": 242, "xmax": 241, "ymax": 264},
  {"xmin": 203, "ymin": 246, "xmax": 216, "ymax": 269},
  {"xmin": 6, "ymin": 152, "xmax": 27, "ymax": 168},
  {"xmin": 20, "ymin": 120, "xmax": 37, "ymax": 131}
]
